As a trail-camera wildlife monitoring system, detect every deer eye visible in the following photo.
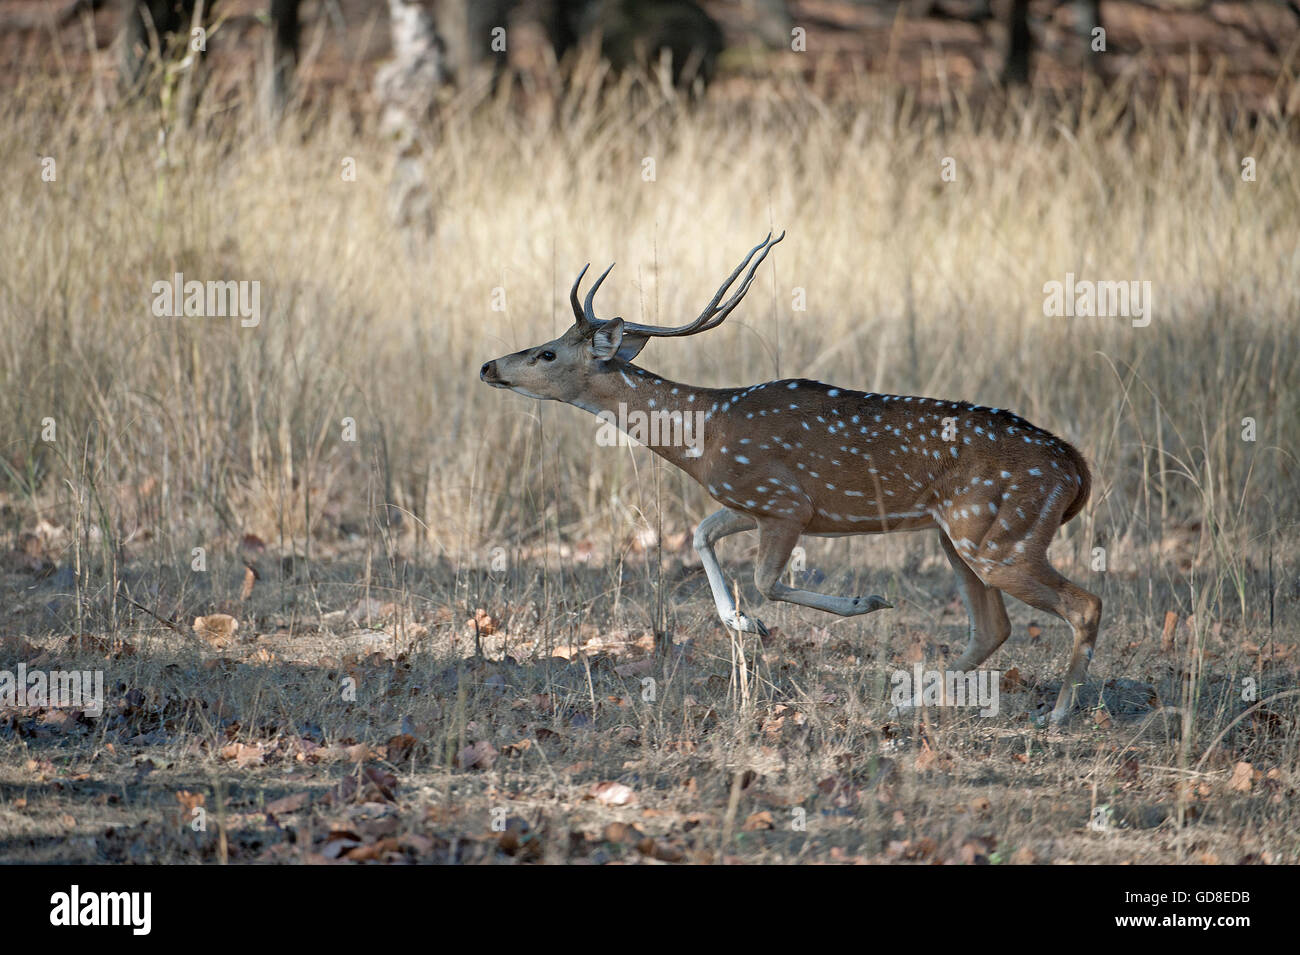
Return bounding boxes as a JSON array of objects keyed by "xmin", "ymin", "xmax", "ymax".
[{"xmin": 539, "ymin": 350, "xmax": 556, "ymax": 362}]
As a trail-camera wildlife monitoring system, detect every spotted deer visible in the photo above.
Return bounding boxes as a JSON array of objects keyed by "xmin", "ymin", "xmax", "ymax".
[{"xmin": 480, "ymin": 233, "xmax": 1101, "ymax": 723}]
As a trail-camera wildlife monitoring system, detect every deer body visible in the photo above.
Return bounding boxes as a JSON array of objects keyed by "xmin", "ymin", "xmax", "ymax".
[{"xmin": 481, "ymin": 234, "xmax": 1101, "ymax": 724}]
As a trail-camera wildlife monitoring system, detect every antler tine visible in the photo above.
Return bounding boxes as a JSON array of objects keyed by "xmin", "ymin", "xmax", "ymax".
[
  {"xmin": 622, "ymin": 231, "xmax": 785, "ymax": 338},
  {"xmin": 691, "ymin": 229, "xmax": 780, "ymax": 335},
  {"xmin": 569, "ymin": 263, "xmax": 592, "ymax": 328},
  {"xmin": 582, "ymin": 262, "xmax": 617, "ymax": 328},
  {"xmin": 694, "ymin": 230, "xmax": 777, "ymax": 323}
]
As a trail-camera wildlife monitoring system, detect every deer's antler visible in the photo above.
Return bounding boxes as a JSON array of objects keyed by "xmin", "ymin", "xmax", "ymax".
[
  {"xmin": 569, "ymin": 263, "xmax": 591, "ymax": 329},
  {"xmin": 573, "ymin": 231, "xmax": 785, "ymax": 338}
]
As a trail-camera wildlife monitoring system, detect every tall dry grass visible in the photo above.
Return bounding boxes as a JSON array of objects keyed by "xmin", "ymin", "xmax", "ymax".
[{"xmin": 1, "ymin": 68, "xmax": 1297, "ymax": 635}]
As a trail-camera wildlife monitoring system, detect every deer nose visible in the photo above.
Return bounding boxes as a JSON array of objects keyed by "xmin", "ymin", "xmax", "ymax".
[{"xmin": 479, "ymin": 361, "xmax": 495, "ymax": 381}]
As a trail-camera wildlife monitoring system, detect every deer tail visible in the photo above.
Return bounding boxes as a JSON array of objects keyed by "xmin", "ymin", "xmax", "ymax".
[{"xmin": 1060, "ymin": 440, "xmax": 1092, "ymax": 525}]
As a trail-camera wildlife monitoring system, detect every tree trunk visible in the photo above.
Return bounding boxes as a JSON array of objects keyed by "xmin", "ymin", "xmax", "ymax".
[
  {"xmin": 262, "ymin": 0, "xmax": 301, "ymax": 123},
  {"xmin": 1001, "ymin": 0, "xmax": 1032, "ymax": 87},
  {"xmin": 118, "ymin": 0, "xmax": 195, "ymax": 93},
  {"xmin": 435, "ymin": 0, "xmax": 514, "ymax": 87},
  {"xmin": 1073, "ymin": 0, "xmax": 1103, "ymax": 73},
  {"xmin": 374, "ymin": 0, "xmax": 448, "ymax": 240}
]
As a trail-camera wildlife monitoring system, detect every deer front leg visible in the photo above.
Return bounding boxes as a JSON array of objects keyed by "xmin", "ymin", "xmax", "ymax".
[
  {"xmin": 693, "ymin": 508, "xmax": 765, "ymax": 634},
  {"xmin": 753, "ymin": 519, "xmax": 892, "ymax": 616}
]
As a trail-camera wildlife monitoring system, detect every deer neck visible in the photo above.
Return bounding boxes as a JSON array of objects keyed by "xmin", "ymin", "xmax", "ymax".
[{"xmin": 572, "ymin": 362, "xmax": 721, "ymax": 481}]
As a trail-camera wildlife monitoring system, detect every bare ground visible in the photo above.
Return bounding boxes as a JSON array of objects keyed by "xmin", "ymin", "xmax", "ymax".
[{"xmin": 2, "ymin": 525, "xmax": 1296, "ymax": 865}]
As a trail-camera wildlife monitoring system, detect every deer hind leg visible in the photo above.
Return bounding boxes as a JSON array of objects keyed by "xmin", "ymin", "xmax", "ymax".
[
  {"xmin": 752, "ymin": 518, "xmax": 892, "ymax": 617},
  {"xmin": 938, "ymin": 530, "xmax": 1011, "ymax": 670},
  {"xmin": 978, "ymin": 557, "xmax": 1101, "ymax": 725},
  {"xmin": 933, "ymin": 481, "xmax": 1099, "ymax": 724},
  {"xmin": 693, "ymin": 508, "xmax": 764, "ymax": 634}
]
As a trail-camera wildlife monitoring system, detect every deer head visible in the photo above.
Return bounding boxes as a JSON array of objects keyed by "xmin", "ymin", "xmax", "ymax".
[{"xmin": 479, "ymin": 232, "xmax": 785, "ymax": 404}]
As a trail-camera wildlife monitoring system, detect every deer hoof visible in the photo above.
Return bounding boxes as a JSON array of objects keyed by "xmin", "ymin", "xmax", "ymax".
[
  {"xmin": 853, "ymin": 595, "xmax": 892, "ymax": 614},
  {"xmin": 724, "ymin": 612, "xmax": 768, "ymax": 636}
]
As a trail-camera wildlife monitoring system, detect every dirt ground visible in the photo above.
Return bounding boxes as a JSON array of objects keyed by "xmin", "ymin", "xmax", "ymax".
[{"xmin": 2, "ymin": 524, "xmax": 1295, "ymax": 864}]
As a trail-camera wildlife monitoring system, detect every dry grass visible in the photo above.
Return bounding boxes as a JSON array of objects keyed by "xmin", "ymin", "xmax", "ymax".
[{"xmin": 0, "ymin": 67, "xmax": 1297, "ymax": 863}]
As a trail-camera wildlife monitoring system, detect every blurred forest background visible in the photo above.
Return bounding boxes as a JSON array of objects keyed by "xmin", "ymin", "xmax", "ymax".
[{"xmin": 1, "ymin": 0, "xmax": 1297, "ymax": 109}]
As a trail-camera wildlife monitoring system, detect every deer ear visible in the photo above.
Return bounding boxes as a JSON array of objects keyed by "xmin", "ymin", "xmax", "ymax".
[
  {"xmin": 589, "ymin": 318, "xmax": 625, "ymax": 360},
  {"xmin": 614, "ymin": 332, "xmax": 649, "ymax": 362}
]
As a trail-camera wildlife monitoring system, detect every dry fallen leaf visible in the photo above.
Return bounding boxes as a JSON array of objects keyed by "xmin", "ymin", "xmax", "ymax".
[
  {"xmin": 321, "ymin": 766, "xmax": 399, "ymax": 806},
  {"xmin": 342, "ymin": 743, "xmax": 375, "ymax": 763},
  {"xmin": 401, "ymin": 833, "xmax": 436, "ymax": 856},
  {"xmin": 266, "ymin": 792, "xmax": 312, "ymax": 815},
  {"xmin": 614, "ymin": 658, "xmax": 654, "ymax": 677},
  {"xmin": 175, "ymin": 790, "xmax": 205, "ymax": 812},
  {"xmin": 603, "ymin": 821, "xmax": 642, "ymax": 843},
  {"xmin": 194, "ymin": 613, "xmax": 239, "ymax": 648},
  {"xmin": 588, "ymin": 781, "xmax": 635, "ymax": 806},
  {"xmin": 887, "ymin": 837, "xmax": 937, "ymax": 861},
  {"xmin": 638, "ymin": 838, "xmax": 685, "ymax": 862},
  {"xmin": 456, "ymin": 740, "xmax": 499, "ymax": 770},
  {"xmin": 956, "ymin": 837, "xmax": 996, "ymax": 864},
  {"xmin": 1228, "ymin": 761, "xmax": 1254, "ymax": 793},
  {"xmin": 38, "ymin": 708, "xmax": 78, "ymax": 731},
  {"xmin": 915, "ymin": 740, "xmax": 938, "ymax": 771},
  {"xmin": 343, "ymin": 838, "xmax": 402, "ymax": 861},
  {"xmin": 321, "ymin": 831, "xmax": 364, "ymax": 860},
  {"xmin": 1161, "ymin": 610, "xmax": 1179, "ymax": 652},
  {"xmin": 386, "ymin": 734, "xmax": 418, "ymax": 763},
  {"xmin": 741, "ymin": 810, "xmax": 775, "ymax": 831},
  {"xmin": 501, "ymin": 738, "xmax": 533, "ymax": 757},
  {"xmin": 219, "ymin": 742, "xmax": 264, "ymax": 767}
]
